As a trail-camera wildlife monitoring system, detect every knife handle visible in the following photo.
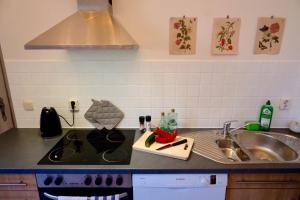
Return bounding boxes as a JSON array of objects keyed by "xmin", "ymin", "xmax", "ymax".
[{"xmin": 172, "ymin": 139, "xmax": 187, "ymax": 146}]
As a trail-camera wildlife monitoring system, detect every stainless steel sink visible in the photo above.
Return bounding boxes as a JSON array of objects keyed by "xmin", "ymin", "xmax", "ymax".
[
  {"xmin": 216, "ymin": 139, "xmax": 250, "ymax": 162},
  {"xmin": 186, "ymin": 130, "xmax": 300, "ymax": 164},
  {"xmin": 234, "ymin": 132, "xmax": 298, "ymax": 162}
]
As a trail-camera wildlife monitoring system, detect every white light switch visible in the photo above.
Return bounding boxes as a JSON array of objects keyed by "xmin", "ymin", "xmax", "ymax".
[{"xmin": 23, "ymin": 101, "xmax": 34, "ymax": 111}]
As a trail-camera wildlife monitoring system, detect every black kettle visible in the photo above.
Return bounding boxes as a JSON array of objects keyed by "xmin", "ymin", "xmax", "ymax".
[{"xmin": 40, "ymin": 107, "xmax": 62, "ymax": 138}]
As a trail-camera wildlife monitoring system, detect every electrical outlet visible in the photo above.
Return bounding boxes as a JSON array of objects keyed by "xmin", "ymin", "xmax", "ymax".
[
  {"xmin": 279, "ymin": 98, "xmax": 290, "ymax": 110},
  {"xmin": 23, "ymin": 100, "xmax": 34, "ymax": 111},
  {"xmin": 69, "ymin": 99, "xmax": 79, "ymax": 111}
]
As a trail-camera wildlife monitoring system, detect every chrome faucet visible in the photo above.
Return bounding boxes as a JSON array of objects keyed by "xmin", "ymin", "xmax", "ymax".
[
  {"xmin": 222, "ymin": 120, "xmax": 238, "ymax": 138},
  {"xmin": 222, "ymin": 120, "xmax": 253, "ymax": 138}
]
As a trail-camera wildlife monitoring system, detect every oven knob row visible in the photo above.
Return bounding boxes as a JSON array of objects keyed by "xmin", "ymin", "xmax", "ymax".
[
  {"xmin": 84, "ymin": 175, "xmax": 123, "ymax": 186},
  {"xmin": 44, "ymin": 176, "xmax": 64, "ymax": 186}
]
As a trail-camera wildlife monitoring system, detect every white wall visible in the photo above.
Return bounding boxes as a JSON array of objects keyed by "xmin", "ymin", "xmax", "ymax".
[
  {"xmin": 114, "ymin": 0, "xmax": 300, "ymax": 60},
  {"xmin": 0, "ymin": 0, "xmax": 300, "ymax": 128}
]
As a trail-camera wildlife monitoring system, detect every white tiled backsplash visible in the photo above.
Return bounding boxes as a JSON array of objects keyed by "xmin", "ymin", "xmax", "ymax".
[{"xmin": 5, "ymin": 60, "xmax": 300, "ymax": 128}]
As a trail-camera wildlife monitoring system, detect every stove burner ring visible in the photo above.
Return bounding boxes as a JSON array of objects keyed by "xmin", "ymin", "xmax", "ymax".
[
  {"xmin": 101, "ymin": 149, "xmax": 127, "ymax": 163},
  {"xmin": 48, "ymin": 147, "xmax": 76, "ymax": 162},
  {"xmin": 106, "ymin": 132, "xmax": 125, "ymax": 143}
]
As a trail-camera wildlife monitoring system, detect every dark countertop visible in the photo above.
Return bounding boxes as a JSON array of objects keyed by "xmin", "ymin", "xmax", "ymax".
[{"xmin": 0, "ymin": 128, "xmax": 299, "ymax": 174}]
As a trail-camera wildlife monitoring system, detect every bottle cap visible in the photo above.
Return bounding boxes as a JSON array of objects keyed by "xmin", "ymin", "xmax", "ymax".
[
  {"xmin": 266, "ymin": 100, "xmax": 271, "ymax": 105},
  {"xmin": 171, "ymin": 108, "xmax": 175, "ymax": 112},
  {"xmin": 146, "ymin": 115, "xmax": 151, "ymax": 122},
  {"xmin": 161, "ymin": 112, "xmax": 165, "ymax": 116},
  {"xmin": 139, "ymin": 116, "xmax": 145, "ymax": 123}
]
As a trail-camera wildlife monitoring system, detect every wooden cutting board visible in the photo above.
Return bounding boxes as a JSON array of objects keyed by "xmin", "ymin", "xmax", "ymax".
[{"xmin": 132, "ymin": 131, "xmax": 194, "ymax": 160}]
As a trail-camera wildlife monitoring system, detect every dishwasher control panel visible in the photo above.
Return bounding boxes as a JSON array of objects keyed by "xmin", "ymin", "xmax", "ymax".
[{"xmin": 133, "ymin": 174, "xmax": 227, "ymax": 187}]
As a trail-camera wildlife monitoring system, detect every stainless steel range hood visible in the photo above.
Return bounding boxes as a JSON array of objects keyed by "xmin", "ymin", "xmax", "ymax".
[{"xmin": 24, "ymin": 0, "xmax": 138, "ymax": 49}]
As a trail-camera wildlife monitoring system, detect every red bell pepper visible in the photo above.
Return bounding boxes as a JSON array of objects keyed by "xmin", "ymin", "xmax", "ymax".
[
  {"xmin": 154, "ymin": 127, "xmax": 173, "ymax": 138},
  {"xmin": 154, "ymin": 129, "xmax": 177, "ymax": 143}
]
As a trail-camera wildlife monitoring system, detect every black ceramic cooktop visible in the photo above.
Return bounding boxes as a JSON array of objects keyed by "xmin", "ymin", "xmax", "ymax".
[{"xmin": 38, "ymin": 129, "xmax": 135, "ymax": 165}]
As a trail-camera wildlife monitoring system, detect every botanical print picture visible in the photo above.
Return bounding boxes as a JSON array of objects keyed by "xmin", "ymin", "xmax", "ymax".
[
  {"xmin": 254, "ymin": 17, "xmax": 285, "ymax": 54},
  {"xmin": 169, "ymin": 16, "xmax": 197, "ymax": 55},
  {"xmin": 211, "ymin": 17, "xmax": 241, "ymax": 55}
]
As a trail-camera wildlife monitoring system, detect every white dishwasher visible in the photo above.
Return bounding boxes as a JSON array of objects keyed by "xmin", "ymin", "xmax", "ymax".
[{"xmin": 133, "ymin": 174, "xmax": 227, "ymax": 200}]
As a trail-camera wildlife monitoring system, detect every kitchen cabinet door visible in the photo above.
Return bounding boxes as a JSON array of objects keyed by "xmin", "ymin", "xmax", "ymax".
[
  {"xmin": 0, "ymin": 46, "xmax": 14, "ymax": 134},
  {"xmin": 226, "ymin": 173, "xmax": 300, "ymax": 200},
  {"xmin": 226, "ymin": 188, "xmax": 300, "ymax": 200},
  {"xmin": 0, "ymin": 174, "xmax": 38, "ymax": 191},
  {"xmin": 0, "ymin": 174, "xmax": 39, "ymax": 200},
  {"xmin": 0, "ymin": 191, "xmax": 40, "ymax": 200}
]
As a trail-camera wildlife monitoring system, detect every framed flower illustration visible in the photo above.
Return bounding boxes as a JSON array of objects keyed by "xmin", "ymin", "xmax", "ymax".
[
  {"xmin": 254, "ymin": 17, "xmax": 285, "ymax": 54},
  {"xmin": 169, "ymin": 16, "xmax": 197, "ymax": 55},
  {"xmin": 211, "ymin": 17, "xmax": 241, "ymax": 55}
]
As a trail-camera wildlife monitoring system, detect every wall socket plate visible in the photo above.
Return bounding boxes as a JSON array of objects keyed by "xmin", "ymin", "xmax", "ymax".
[
  {"xmin": 23, "ymin": 100, "xmax": 34, "ymax": 111},
  {"xmin": 69, "ymin": 99, "xmax": 79, "ymax": 111},
  {"xmin": 279, "ymin": 98, "xmax": 290, "ymax": 110}
]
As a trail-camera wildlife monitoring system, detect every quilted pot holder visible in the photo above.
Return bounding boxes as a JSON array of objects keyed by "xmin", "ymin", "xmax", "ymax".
[{"xmin": 84, "ymin": 99, "xmax": 124, "ymax": 130}]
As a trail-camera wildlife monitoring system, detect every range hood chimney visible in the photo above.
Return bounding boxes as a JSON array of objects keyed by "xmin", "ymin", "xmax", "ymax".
[{"xmin": 24, "ymin": 0, "xmax": 138, "ymax": 49}]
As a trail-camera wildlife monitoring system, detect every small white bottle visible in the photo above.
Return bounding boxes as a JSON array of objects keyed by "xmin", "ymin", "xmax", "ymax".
[{"xmin": 145, "ymin": 115, "xmax": 151, "ymax": 132}]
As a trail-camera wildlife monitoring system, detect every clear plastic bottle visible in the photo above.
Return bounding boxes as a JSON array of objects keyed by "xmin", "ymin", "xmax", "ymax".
[
  {"xmin": 159, "ymin": 112, "xmax": 168, "ymax": 131},
  {"xmin": 167, "ymin": 109, "xmax": 178, "ymax": 132}
]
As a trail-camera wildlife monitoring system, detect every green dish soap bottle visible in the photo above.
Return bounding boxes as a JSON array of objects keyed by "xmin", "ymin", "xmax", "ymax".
[{"xmin": 259, "ymin": 100, "xmax": 273, "ymax": 131}]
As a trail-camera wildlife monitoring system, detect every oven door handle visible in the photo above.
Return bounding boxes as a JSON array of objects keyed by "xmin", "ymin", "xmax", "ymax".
[
  {"xmin": 43, "ymin": 192, "xmax": 128, "ymax": 200},
  {"xmin": 119, "ymin": 192, "xmax": 128, "ymax": 199},
  {"xmin": 43, "ymin": 192, "xmax": 58, "ymax": 200}
]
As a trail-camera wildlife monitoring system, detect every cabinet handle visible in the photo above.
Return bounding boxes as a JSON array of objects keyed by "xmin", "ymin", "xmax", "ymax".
[
  {"xmin": 0, "ymin": 181, "xmax": 27, "ymax": 187},
  {"xmin": 236, "ymin": 181, "xmax": 300, "ymax": 184}
]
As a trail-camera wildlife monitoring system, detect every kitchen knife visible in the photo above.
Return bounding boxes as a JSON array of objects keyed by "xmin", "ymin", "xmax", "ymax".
[{"xmin": 156, "ymin": 139, "xmax": 188, "ymax": 151}]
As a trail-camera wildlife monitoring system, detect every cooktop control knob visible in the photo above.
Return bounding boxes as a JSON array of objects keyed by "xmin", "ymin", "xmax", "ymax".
[
  {"xmin": 44, "ymin": 176, "xmax": 53, "ymax": 186},
  {"xmin": 84, "ymin": 176, "xmax": 92, "ymax": 186},
  {"xmin": 54, "ymin": 176, "xmax": 64, "ymax": 185},
  {"xmin": 116, "ymin": 176, "xmax": 123, "ymax": 186},
  {"xmin": 95, "ymin": 176, "xmax": 102, "ymax": 185},
  {"xmin": 106, "ymin": 176, "xmax": 113, "ymax": 186}
]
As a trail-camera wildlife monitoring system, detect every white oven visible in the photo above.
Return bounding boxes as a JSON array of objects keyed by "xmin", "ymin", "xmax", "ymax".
[
  {"xmin": 36, "ymin": 173, "xmax": 133, "ymax": 200},
  {"xmin": 133, "ymin": 174, "xmax": 227, "ymax": 200}
]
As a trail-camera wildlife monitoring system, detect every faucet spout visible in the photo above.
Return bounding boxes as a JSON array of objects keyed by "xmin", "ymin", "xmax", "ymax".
[{"xmin": 222, "ymin": 120, "xmax": 238, "ymax": 138}]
